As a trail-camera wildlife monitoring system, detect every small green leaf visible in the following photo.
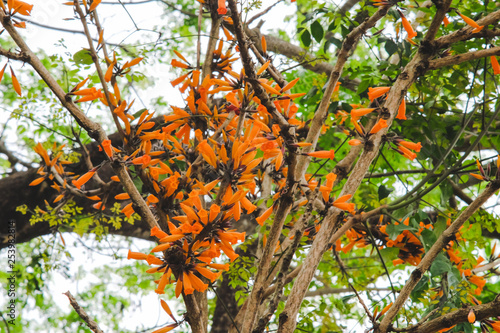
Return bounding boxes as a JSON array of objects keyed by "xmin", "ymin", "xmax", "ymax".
[
  {"xmin": 378, "ymin": 184, "xmax": 394, "ymax": 200},
  {"xmin": 73, "ymin": 49, "xmax": 93, "ymax": 65},
  {"xmin": 301, "ymin": 29, "xmax": 312, "ymax": 47},
  {"xmin": 385, "ymin": 39, "xmax": 398, "ymax": 56},
  {"xmin": 430, "ymin": 253, "xmax": 451, "ymax": 276},
  {"xmin": 311, "ymin": 20, "xmax": 324, "ymax": 43}
]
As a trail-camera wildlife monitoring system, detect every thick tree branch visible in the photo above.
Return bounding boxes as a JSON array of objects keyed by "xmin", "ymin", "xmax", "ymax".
[{"xmin": 277, "ymin": 5, "xmax": 393, "ymax": 331}]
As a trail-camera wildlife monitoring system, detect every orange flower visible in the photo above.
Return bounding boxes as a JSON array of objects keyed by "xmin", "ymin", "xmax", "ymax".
[
  {"xmin": 256, "ymin": 206, "xmax": 273, "ymax": 226},
  {"xmin": 8, "ymin": 0, "xmax": 33, "ymax": 16},
  {"xmin": 72, "ymin": 170, "xmax": 96, "ymax": 189},
  {"xmin": 458, "ymin": 12, "xmax": 483, "ymax": 33},
  {"xmin": 398, "ymin": 145, "xmax": 417, "ymax": 160},
  {"xmin": 307, "ymin": 150, "xmax": 335, "ymax": 160},
  {"xmin": 10, "ymin": 67, "xmax": 22, "ymax": 96},
  {"xmin": 443, "ymin": 16, "xmax": 450, "ymax": 27},
  {"xmin": 467, "ymin": 309, "xmax": 475, "ymax": 323},
  {"xmin": 29, "ymin": 177, "xmax": 45, "ymax": 186},
  {"xmin": 491, "ymin": 56, "xmax": 500, "ymax": 75},
  {"xmin": 491, "ymin": 321, "xmax": 500, "ymax": 333},
  {"xmin": 369, "ymin": 118, "xmax": 388, "ymax": 134},
  {"xmin": 217, "ymin": 0, "xmax": 227, "ymax": 15},
  {"xmin": 0, "ymin": 64, "xmax": 6, "ymax": 84},
  {"xmin": 348, "ymin": 139, "xmax": 362, "ymax": 146},
  {"xmin": 368, "ymin": 86, "xmax": 390, "ymax": 101},
  {"xmin": 261, "ymin": 35, "xmax": 267, "ymax": 54},
  {"xmin": 198, "ymin": 140, "xmax": 217, "ymax": 168},
  {"xmin": 127, "ymin": 250, "xmax": 148, "ymax": 260},
  {"xmin": 469, "ymin": 173, "xmax": 484, "ymax": 181},
  {"xmin": 398, "ymin": 140, "xmax": 421, "ymax": 152},
  {"xmin": 333, "ymin": 194, "xmax": 355, "ymax": 212},
  {"xmin": 351, "ymin": 108, "xmax": 375, "ymax": 118},
  {"xmin": 399, "ymin": 10, "xmax": 417, "ymax": 40},
  {"xmin": 100, "ymin": 139, "xmax": 113, "ymax": 158},
  {"xmin": 396, "ymin": 98, "xmax": 406, "ymax": 120},
  {"xmin": 171, "ymin": 59, "xmax": 190, "ymax": 69}
]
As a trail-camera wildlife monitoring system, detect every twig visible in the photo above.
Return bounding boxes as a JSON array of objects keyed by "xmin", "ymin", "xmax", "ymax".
[
  {"xmin": 63, "ymin": 291, "xmax": 104, "ymax": 333},
  {"xmin": 246, "ymin": 0, "xmax": 283, "ymax": 26}
]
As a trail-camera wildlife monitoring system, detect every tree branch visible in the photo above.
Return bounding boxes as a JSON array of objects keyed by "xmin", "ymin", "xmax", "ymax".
[
  {"xmin": 63, "ymin": 291, "xmax": 104, "ymax": 333},
  {"xmin": 428, "ymin": 46, "xmax": 500, "ymax": 71}
]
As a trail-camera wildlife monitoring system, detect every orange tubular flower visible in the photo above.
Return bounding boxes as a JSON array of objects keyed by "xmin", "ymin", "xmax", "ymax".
[
  {"xmin": 399, "ymin": 10, "xmax": 417, "ymax": 40},
  {"xmin": 127, "ymin": 250, "xmax": 148, "ymax": 260},
  {"xmin": 458, "ymin": 12, "xmax": 483, "ymax": 33},
  {"xmin": 398, "ymin": 140, "xmax": 422, "ymax": 152},
  {"xmin": 10, "ymin": 67, "xmax": 22, "ymax": 96},
  {"xmin": 369, "ymin": 118, "xmax": 388, "ymax": 134},
  {"xmin": 9, "ymin": 0, "xmax": 33, "ymax": 16},
  {"xmin": 467, "ymin": 309, "xmax": 475, "ymax": 323},
  {"xmin": 396, "ymin": 98, "xmax": 406, "ymax": 120},
  {"xmin": 152, "ymin": 324, "xmax": 177, "ymax": 333},
  {"xmin": 198, "ymin": 140, "xmax": 217, "ymax": 168},
  {"xmin": 217, "ymin": 0, "xmax": 227, "ymax": 15},
  {"xmin": 368, "ymin": 86, "xmax": 390, "ymax": 101},
  {"xmin": 29, "ymin": 177, "xmax": 45, "ymax": 186},
  {"xmin": 72, "ymin": 171, "xmax": 96, "ymax": 189},
  {"xmin": 171, "ymin": 59, "xmax": 190, "ymax": 69},
  {"xmin": 88, "ymin": 0, "xmax": 101, "ymax": 12},
  {"xmin": 398, "ymin": 145, "xmax": 417, "ymax": 160},
  {"xmin": 351, "ymin": 108, "xmax": 375, "ymax": 118},
  {"xmin": 101, "ymin": 139, "xmax": 113, "ymax": 158},
  {"xmin": 333, "ymin": 194, "xmax": 355, "ymax": 212},
  {"xmin": 491, "ymin": 56, "xmax": 500, "ymax": 75},
  {"xmin": 443, "ymin": 16, "xmax": 450, "ymax": 26},
  {"xmin": 307, "ymin": 150, "xmax": 335, "ymax": 160},
  {"xmin": 348, "ymin": 139, "xmax": 362, "ymax": 146},
  {"xmin": 491, "ymin": 321, "xmax": 500, "ymax": 333},
  {"xmin": 256, "ymin": 206, "xmax": 273, "ymax": 226}
]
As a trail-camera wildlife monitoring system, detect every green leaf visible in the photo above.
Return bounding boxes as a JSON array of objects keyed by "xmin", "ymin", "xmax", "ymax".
[
  {"xmin": 311, "ymin": 20, "xmax": 324, "ymax": 43},
  {"xmin": 385, "ymin": 223, "xmax": 414, "ymax": 240},
  {"xmin": 73, "ymin": 49, "xmax": 93, "ymax": 65},
  {"xmin": 380, "ymin": 247, "xmax": 399, "ymax": 263},
  {"xmin": 420, "ymin": 229, "xmax": 436, "ymax": 252},
  {"xmin": 430, "ymin": 253, "xmax": 452, "ymax": 276},
  {"xmin": 384, "ymin": 39, "xmax": 398, "ymax": 56},
  {"xmin": 301, "ymin": 29, "xmax": 312, "ymax": 47},
  {"xmin": 378, "ymin": 184, "xmax": 394, "ymax": 200},
  {"xmin": 301, "ymin": 85, "xmax": 318, "ymax": 103}
]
